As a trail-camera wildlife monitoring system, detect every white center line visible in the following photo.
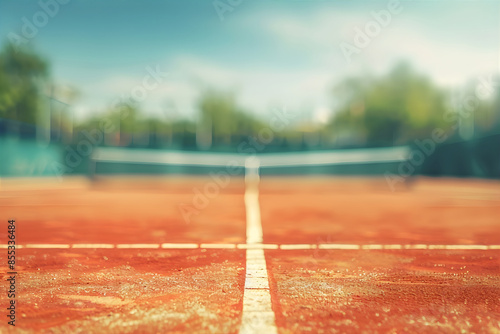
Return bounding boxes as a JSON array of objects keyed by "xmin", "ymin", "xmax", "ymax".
[{"xmin": 240, "ymin": 157, "xmax": 278, "ymax": 334}]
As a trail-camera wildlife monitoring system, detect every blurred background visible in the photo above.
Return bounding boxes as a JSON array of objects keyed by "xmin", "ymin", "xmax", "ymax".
[{"xmin": 0, "ymin": 0, "xmax": 499, "ymax": 179}]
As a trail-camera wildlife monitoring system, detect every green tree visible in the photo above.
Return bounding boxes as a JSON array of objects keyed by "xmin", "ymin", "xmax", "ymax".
[
  {"xmin": 0, "ymin": 42, "xmax": 49, "ymax": 124},
  {"xmin": 197, "ymin": 89, "xmax": 263, "ymax": 147},
  {"xmin": 330, "ymin": 62, "xmax": 449, "ymax": 146}
]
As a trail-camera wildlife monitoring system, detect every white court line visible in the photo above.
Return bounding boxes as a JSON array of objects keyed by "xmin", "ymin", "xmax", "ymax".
[
  {"xmin": 445, "ymin": 245, "xmax": 489, "ymax": 250},
  {"xmin": 361, "ymin": 244, "xmax": 384, "ymax": 250},
  {"xmin": 428, "ymin": 245, "xmax": 447, "ymax": 249},
  {"xmin": 237, "ymin": 244, "xmax": 279, "ymax": 249},
  {"xmin": 0, "ymin": 245, "xmax": 24, "ymax": 249},
  {"xmin": 200, "ymin": 243, "xmax": 236, "ymax": 249},
  {"xmin": 7, "ymin": 243, "xmax": 500, "ymax": 250},
  {"xmin": 244, "ymin": 161, "xmax": 263, "ymax": 245},
  {"xmin": 240, "ymin": 157, "xmax": 278, "ymax": 334},
  {"xmin": 25, "ymin": 244, "xmax": 70, "ymax": 249},
  {"xmin": 404, "ymin": 244, "xmax": 428, "ymax": 249},
  {"xmin": 280, "ymin": 244, "xmax": 315, "ymax": 250},
  {"xmin": 384, "ymin": 244, "xmax": 403, "ymax": 249},
  {"xmin": 319, "ymin": 244, "xmax": 360, "ymax": 250},
  {"xmin": 116, "ymin": 244, "xmax": 160, "ymax": 249},
  {"xmin": 72, "ymin": 244, "xmax": 114, "ymax": 249},
  {"xmin": 162, "ymin": 243, "xmax": 199, "ymax": 249}
]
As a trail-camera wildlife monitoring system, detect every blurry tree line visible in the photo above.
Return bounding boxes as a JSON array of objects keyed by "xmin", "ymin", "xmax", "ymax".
[
  {"xmin": 0, "ymin": 43, "xmax": 48, "ymax": 133},
  {"xmin": 1, "ymin": 42, "xmax": 500, "ymax": 152},
  {"xmin": 328, "ymin": 62, "xmax": 500, "ymax": 147}
]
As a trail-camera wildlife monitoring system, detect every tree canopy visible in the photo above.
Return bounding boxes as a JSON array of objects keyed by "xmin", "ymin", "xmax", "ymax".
[
  {"xmin": 0, "ymin": 42, "xmax": 49, "ymax": 124},
  {"xmin": 329, "ymin": 62, "xmax": 449, "ymax": 146},
  {"xmin": 1, "ymin": 39, "xmax": 498, "ymax": 151}
]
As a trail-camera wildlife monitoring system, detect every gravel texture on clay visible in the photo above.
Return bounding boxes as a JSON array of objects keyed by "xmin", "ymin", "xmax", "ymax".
[
  {"xmin": 267, "ymin": 249, "xmax": 500, "ymax": 334},
  {"xmin": 1, "ymin": 249, "xmax": 245, "ymax": 333}
]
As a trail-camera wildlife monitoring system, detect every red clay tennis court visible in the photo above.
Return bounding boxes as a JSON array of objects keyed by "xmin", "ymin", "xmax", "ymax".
[{"xmin": 1, "ymin": 175, "xmax": 499, "ymax": 333}]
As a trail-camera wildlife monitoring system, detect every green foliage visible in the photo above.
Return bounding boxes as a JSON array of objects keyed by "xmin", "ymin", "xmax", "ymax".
[
  {"xmin": 0, "ymin": 42, "xmax": 48, "ymax": 124},
  {"xmin": 330, "ymin": 62, "xmax": 449, "ymax": 146},
  {"xmin": 1, "ymin": 37, "xmax": 488, "ymax": 150},
  {"xmin": 465, "ymin": 77, "xmax": 500, "ymax": 136},
  {"xmin": 198, "ymin": 89, "xmax": 264, "ymax": 145}
]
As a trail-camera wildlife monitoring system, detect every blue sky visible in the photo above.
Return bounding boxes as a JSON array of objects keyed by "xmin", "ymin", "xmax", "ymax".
[{"xmin": 1, "ymin": 0, "xmax": 499, "ymax": 122}]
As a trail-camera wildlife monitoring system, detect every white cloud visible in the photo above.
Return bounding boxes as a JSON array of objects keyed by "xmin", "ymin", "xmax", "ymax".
[
  {"xmin": 69, "ymin": 3, "xmax": 499, "ymax": 122},
  {"xmin": 362, "ymin": 23, "xmax": 499, "ymax": 87},
  {"xmin": 247, "ymin": 3, "xmax": 498, "ymax": 87},
  {"xmin": 172, "ymin": 55, "xmax": 334, "ymax": 119}
]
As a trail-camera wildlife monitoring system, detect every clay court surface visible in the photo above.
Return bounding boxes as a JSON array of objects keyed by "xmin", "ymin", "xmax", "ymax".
[{"xmin": 1, "ymin": 176, "xmax": 499, "ymax": 333}]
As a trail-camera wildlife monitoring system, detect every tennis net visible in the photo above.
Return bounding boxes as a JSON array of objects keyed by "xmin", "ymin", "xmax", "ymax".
[{"xmin": 89, "ymin": 146, "xmax": 411, "ymax": 178}]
